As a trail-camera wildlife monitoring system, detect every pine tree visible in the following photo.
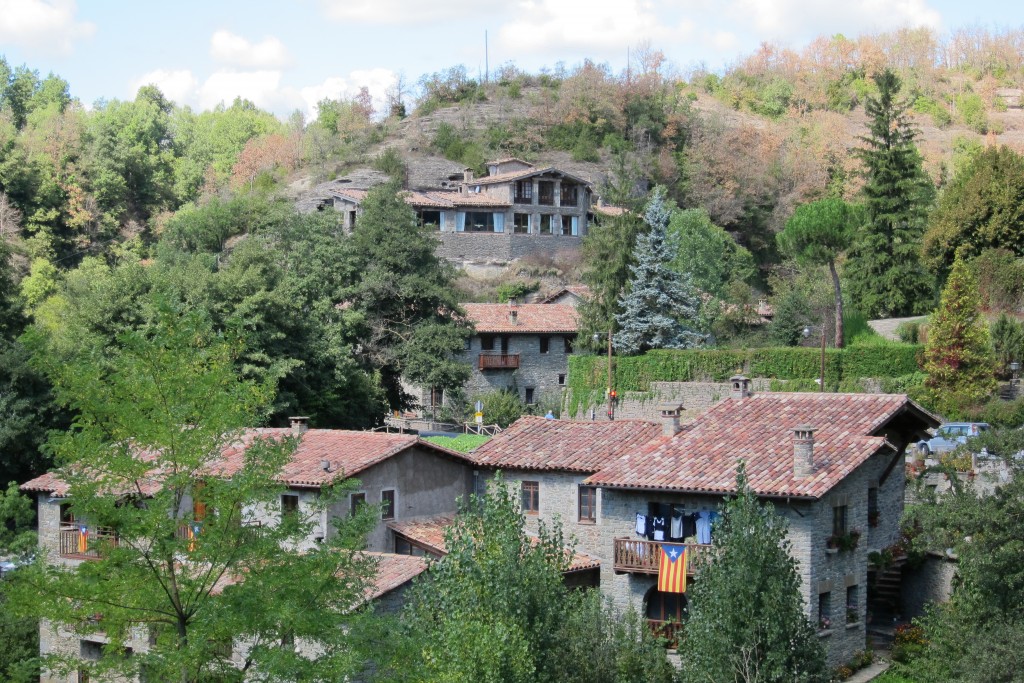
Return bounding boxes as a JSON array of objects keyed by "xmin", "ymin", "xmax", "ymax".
[
  {"xmin": 613, "ymin": 187, "xmax": 703, "ymax": 355},
  {"xmin": 681, "ymin": 464, "xmax": 826, "ymax": 683},
  {"xmin": 845, "ymin": 69, "xmax": 935, "ymax": 318},
  {"xmin": 923, "ymin": 256, "xmax": 997, "ymax": 414}
]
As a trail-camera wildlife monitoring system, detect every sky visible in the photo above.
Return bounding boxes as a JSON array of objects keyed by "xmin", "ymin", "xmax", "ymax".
[{"xmin": 0, "ymin": 0, "xmax": 1021, "ymax": 119}]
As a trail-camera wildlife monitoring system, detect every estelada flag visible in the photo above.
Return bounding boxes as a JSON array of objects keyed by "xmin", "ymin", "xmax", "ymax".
[{"xmin": 658, "ymin": 543, "xmax": 688, "ymax": 593}]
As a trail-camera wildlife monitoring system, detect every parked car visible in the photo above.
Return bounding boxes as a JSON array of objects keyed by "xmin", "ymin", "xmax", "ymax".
[{"xmin": 916, "ymin": 422, "xmax": 990, "ymax": 455}]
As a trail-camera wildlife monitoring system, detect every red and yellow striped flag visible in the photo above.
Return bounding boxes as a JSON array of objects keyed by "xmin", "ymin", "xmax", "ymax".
[{"xmin": 657, "ymin": 543, "xmax": 688, "ymax": 593}]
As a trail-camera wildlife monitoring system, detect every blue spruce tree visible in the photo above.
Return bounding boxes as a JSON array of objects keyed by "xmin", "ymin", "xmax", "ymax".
[{"xmin": 613, "ymin": 187, "xmax": 704, "ymax": 354}]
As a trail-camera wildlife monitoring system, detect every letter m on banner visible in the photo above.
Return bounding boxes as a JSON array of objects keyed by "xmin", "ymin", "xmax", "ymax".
[{"xmin": 657, "ymin": 543, "xmax": 688, "ymax": 593}]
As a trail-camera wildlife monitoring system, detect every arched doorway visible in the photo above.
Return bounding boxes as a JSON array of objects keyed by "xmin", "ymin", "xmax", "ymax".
[{"xmin": 644, "ymin": 586, "xmax": 687, "ymax": 647}]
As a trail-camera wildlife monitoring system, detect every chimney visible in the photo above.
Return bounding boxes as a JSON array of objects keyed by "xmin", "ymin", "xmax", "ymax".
[
  {"xmin": 660, "ymin": 403, "xmax": 684, "ymax": 437},
  {"xmin": 290, "ymin": 416, "xmax": 309, "ymax": 435},
  {"xmin": 320, "ymin": 459, "xmax": 331, "ymax": 472},
  {"xmin": 730, "ymin": 374, "xmax": 752, "ymax": 399},
  {"xmin": 793, "ymin": 425, "xmax": 816, "ymax": 478},
  {"xmin": 463, "ymin": 169, "xmax": 474, "ymax": 183},
  {"xmin": 508, "ymin": 300, "xmax": 518, "ymax": 324}
]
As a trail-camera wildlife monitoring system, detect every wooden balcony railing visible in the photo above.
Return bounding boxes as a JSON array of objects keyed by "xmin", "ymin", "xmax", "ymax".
[
  {"xmin": 59, "ymin": 524, "xmax": 118, "ymax": 559},
  {"xmin": 647, "ymin": 619, "xmax": 684, "ymax": 648},
  {"xmin": 613, "ymin": 538, "xmax": 711, "ymax": 575},
  {"xmin": 479, "ymin": 353, "xmax": 520, "ymax": 370}
]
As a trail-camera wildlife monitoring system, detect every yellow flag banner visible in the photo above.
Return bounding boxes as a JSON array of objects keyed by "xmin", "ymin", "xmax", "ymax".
[{"xmin": 657, "ymin": 543, "xmax": 688, "ymax": 593}]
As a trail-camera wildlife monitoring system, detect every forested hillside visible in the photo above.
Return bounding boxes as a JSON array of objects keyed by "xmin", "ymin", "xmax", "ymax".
[{"xmin": 4, "ymin": 25, "xmax": 1024, "ymax": 485}]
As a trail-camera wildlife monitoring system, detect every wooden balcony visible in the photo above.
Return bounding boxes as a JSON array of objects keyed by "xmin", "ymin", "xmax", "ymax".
[
  {"xmin": 59, "ymin": 524, "xmax": 118, "ymax": 560},
  {"xmin": 479, "ymin": 353, "xmax": 520, "ymax": 370},
  {"xmin": 613, "ymin": 538, "xmax": 711, "ymax": 575},
  {"xmin": 647, "ymin": 619, "xmax": 684, "ymax": 648}
]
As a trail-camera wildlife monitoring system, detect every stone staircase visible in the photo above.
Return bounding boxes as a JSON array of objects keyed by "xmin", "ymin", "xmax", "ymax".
[{"xmin": 867, "ymin": 554, "xmax": 908, "ymax": 650}]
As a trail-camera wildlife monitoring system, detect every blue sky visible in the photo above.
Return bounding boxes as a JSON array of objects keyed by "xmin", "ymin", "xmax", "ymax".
[{"xmin": 0, "ymin": 0, "xmax": 1021, "ymax": 118}]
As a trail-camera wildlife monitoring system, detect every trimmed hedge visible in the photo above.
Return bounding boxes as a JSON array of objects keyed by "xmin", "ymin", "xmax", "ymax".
[{"xmin": 567, "ymin": 345, "xmax": 924, "ymax": 414}]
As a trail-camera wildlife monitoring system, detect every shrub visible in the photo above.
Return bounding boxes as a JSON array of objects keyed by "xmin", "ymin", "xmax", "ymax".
[
  {"xmin": 912, "ymin": 96, "xmax": 952, "ymax": 127},
  {"xmin": 973, "ymin": 249, "xmax": 1024, "ymax": 313},
  {"xmin": 470, "ymin": 389, "xmax": 527, "ymax": 428},
  {"xmin": 956, "ymin": 93, "xmax": 989, "ymax": 134},
  {"xmin": 371, "ymin": 147, "xmax": 407, "ymax": 181},
  {"xmin": 495, "ymin": 280, "xmax": 539, "ymax": 303},
  {"xmin": 897, "ymin": 320, "xmax": 923, "ymax": 344}
]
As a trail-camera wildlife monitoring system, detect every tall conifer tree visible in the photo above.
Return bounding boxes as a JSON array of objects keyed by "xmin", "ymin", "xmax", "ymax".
[
  {"xmin": 613, "ymin": 187, "xmax": 703, "ymax": 355},
  {"xmin": 846, "ymin": 69, "xmax": 935, "ymax": 318}
]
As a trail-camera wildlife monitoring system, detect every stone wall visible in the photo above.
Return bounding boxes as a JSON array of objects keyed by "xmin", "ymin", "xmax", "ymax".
[
  {"xmin": 901, "ymin": 553, "xmax": 957, "ymax": 619},
  {"xmin": 572, "ymin": 379, "xmax": 775, "ymax": 422},
  {"xmin": 460, "ymin": 333, "xmax": 574, "ymax": 408},
  {"xmin": 434, "ymin": 232, "xmax": 582, "ymax": 266}
]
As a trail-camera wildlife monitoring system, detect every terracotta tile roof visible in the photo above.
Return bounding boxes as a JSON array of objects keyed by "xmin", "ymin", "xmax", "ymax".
[
  {"xmin": 387, "ymin": 512, "xmax": 598, "ymax": 572},
  {"xmin": 363, "ymin": 552, "xmax": 429, "ymax": 600},
  {"xmin": 540, "ymin": 285, "xmax": 592, "ymax": 304},
  {"xmin": 471, "ymin": 166, "xmax": 591, "ymax": 187},
  {"xmin": 585, "ymin": 393, "xmax": 939, "ymax": 499},
  {"xmin": 21, "ymin": 430, "xmax": 472, "ymax": 495},
  {"xmin": 486, "ymin": 157, "xmax": 532, "ymax": 166},
  {"xmin": 592, "ymin": 204, "xmax": 627, "ymax": 217},
  {"xmin": 330, "ymin": 188, "xmax": 369, "ymax": 202},
  {"xmin": 464, "ymin": 303, "xmax": 579, "ymax": 333},
  {"xmin": 473, "ymin": 416, "xmax": 662, "ymax": 473},
  {"xmin": 387, "ymin": 514, "xmax": 454, "ymax": 555},
  {"xmin": 328, "ymin": 187, "xmax": 510, "ymax": 209}
]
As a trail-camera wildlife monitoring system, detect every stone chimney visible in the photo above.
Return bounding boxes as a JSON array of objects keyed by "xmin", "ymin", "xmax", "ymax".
[
  {"xmin": 508, "ymin": 300, "xmax": 518, "ymax": 324},
  {"xmin": 730, "ymin": 374, "xmax": 752, "ymax": 399},
  {"xmin": 660, "ymin": 403, "xmax": 684, "ymax": 437},
  {"xmin": 793, "ymin": 425, "xmax": 816, "ymax": 478},
  {"xmin": 463, "ymin": 169, "xmax": 474, "ymax": 183},
  {"xmin": 290, "ymin": 416, "xmax": 309, "ymax": 435}
]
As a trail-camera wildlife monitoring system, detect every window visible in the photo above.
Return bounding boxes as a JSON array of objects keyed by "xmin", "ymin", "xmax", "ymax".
[
  {"xmin": 417, "ymin": 209, "xmax": 442, "ymax": 229},
  {"xmin": 60, "ymin": 503, "xmax": 75, "ymax": 524},
  {"xmin": 538, "ymin": 181, "xmax": 554, "ymax": 205},
  {"xmin": 578, "ymin": 486, "xmax": 597, "ymax": 523},
  {"xmin": 818, "ymin": 592, "xmax": 832, "ymax": 630},
  {"xmin": 381, "ymin": 489, "xmax": 395, "ymax": 520},
  {"xmin": 539, "ymin": 336, "xmax": 550, "ymax": 354},
  {"xmin": 525, "ymin": 387, "xmax": 535, "ymax": 405},
  {"xmin": 868, "ymin": 487, "xmax": 879, "ymax": 527},
  {"xmin": 560, "ymin": 215, "xmax": 576, "ymax": 236},
  {"xmin": 521, "ymin": 481, "xmax": 539, "ymax": 515},
  {"xmin": 563, "ymin": 336, "xmax": 574, "ymax": 353},
  {"xmin": 645, "ymin": 587, "xmax": 687, "ymax": 622},
  {"xmin": 513, "ymin": 213, "xmax": 531, "ymax": 233},
  {"xmin": 558, "ymin": 374, "xmax": 566, "ymax": 386},
  {"xmin": 281, "ymin": 494, "xmax": 299, "ymax": 518},
  {"xmin": 480, "ymin": 335, "xmax": 495, "ymax": 351},
  {"xmin": 846, "ymin": 585, "xmax": 859, "ymax": 623},
  {"xmin": 395, "ymin": 536, "xmax": 428, "ymax": 557},
  {"xmin": 464, "ymin": 211, "xmax": 497, "ymax": 232},
  {"xmin": 514, "ymin": 180, "xmax": 533, "ymax": 203},
  {"xmin": 347, "ymin": 210, "xmax": 357, "ymax": 228},
  {"xmin": 80, "ymin": 640, "xmax": 103, "ymax": 661},
  {"xmin": 350, "ymin": 493, "xmax": 366, "ymax": 516},
  {"xmin": 832, "ymin": 505, "xmax": 848, "ymax": 536},
  {"xmin": 561, "ymin": 184, "xmax": 579, "ymax": 206},
  {"xmin": 539, "ymin": 214, "xmax": 554, "ymax": 234}
]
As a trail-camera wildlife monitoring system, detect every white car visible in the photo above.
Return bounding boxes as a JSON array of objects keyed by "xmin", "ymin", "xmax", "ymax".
[{"xmin": 916, "ymin": 422, "xmax": 990, "ymax": 456}]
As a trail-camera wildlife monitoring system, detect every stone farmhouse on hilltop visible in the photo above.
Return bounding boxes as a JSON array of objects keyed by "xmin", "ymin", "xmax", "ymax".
[{"xmin": 328, "ymin": 158, "xmax": 621, "ymax": 265}]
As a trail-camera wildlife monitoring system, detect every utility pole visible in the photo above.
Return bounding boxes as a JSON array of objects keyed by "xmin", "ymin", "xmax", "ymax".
[
  {"xmin": 485, "ymin": 31, "xmax": 489, "ymax": 84},
  {"xmin": 607, "ymin": 329, "xmax": 615, "ymax": 419}
]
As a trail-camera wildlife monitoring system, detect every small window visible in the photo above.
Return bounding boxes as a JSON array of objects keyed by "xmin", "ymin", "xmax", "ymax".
[
  {"xmin": 578, "ymin": 486, "xmax": 597, "ymax": 523},
  {"xmin": 846, "ymin": 585, "xmax": 859, "ymax": 623},
  {"xmin": 539, "ymin": 336, "xmax": 550, "ymax": 354},
  {"xmin": 521, "ymin": 481, "xmax": 539, "ymax": 515},
  {"xmin": 525, "ymin": 387, "xmax": 535, "ymax": 405},
  {"xmin": 513, "ymin": 213, "xmax": 531, "ymax": 233},
  {"xmin": 381, "ymin": 489, "xmax": 395, "ymax": 520},
  {"xmin": 281, "ymin": 494, "xmax": 299, "ymax": 518},
  {"xmin": 832, "ymin": 505, "xmax": 848, "ymax": 536},
  {"xmin": 463, "ymin": 337, "xmax": 472, "ymax": 350},
  {"xmin": 480, "ymin": 335, "xmax": 495, "ymax": 351},
  {"xmin": 818, "ymin": 591, "xmax": 832, "ymax": 630},
  {"xmin": 539, "ymin": 214, "xmax": 554, "ymax": 234},
  {"xmin": 350, "ymin": 493, "xmax": 366, "ymax": 517},
  {"xmin": 558, "ymin": 374, "xmax": 566, "ymax": 386},
  {"xmin": 60, "ymin": 503, "xmax": 75, "ymax": 524},
  {"xmin": 80, "ymin": 640, "xmax": 103, "ymax": 661}
]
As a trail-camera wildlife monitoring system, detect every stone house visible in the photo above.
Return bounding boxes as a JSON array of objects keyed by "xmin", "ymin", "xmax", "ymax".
[
  {"xmin": 458, "ymin": 302, "xmax": 579, "ymax": 409},
  {"xmin": 470, "ymin": 378, "xmax": 938, "ymax": 667},
  {"xmin": 328, "ymin": 158, "xmax": 600, "ymax": 265},
  {"xmin": 19, "ymin": 419, "xmax": 479, "ymax": 682}
]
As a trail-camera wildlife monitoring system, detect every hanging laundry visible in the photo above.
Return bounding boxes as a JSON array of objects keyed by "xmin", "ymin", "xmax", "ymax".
[
  {"xmin": 670, "ymin": 506, "xmax": 684, "ymax": 540},
  {"xmin": 635, "ymin": 513, "xmax": 647, "ymax": 536},
  {"xmin": 696, "ymin": 510, "xmax": 712, "ymax": 545},
  {"xmin": 652, "ymin": 515, "xmax": 667, "ymax": 541}
]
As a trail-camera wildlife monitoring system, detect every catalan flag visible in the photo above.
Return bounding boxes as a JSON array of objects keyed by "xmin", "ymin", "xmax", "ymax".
[{"xmin": 657, "ymin": 543, "xmax": 687, "ymax": 593}]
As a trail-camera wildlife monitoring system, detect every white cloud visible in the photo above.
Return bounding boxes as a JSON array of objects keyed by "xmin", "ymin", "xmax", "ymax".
[
  {"xmin": 725, "ymin": 0, "xmax": 942, "ymax": 43},
  {"xmin": 319, "ymin": 0, "xmax": 505, "ymax": 23},
  {"xmin": 198, "ymin": 70, "xmax": 287, "ymax": 111},
  {"xmin": 299, "ymin": 69, "xmax": 398, "ymax": 119},
  {"xmin": 0, "ymin": 0, "xmax": 94, "ymax": 55},
  {"xmin": 210, "ymin": 30, "xmax": 292, "ymax": 69},
  {"xmin": 497, "ymin": 0, "xmax": 692, "ymax": 58},
  {"xmin": 130, "ymin": 69, "xmax": 199, "ymax": 106}
]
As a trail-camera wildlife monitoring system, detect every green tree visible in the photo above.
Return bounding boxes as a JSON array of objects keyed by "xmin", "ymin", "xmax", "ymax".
[
  {"xmin": 845, "ymin": 69, "xmax": 935, "ymax": 318},
  {"xmin": 0, "ymin": 482, "xmax": 40, "ymax": 683},
  {"xmin": 777, "ymin": 198, "xmax": 860, "ymax": 348},
  {"xmin": 668, "ymin": 207, "xmax": 756, "ymax": 299},
  {"xmin": 923, "ymin": 257, "xmax": 997, "ymax": 414},
  {"xmin": 989, "ymin": 314, "xmax": 1024, "ymax": 378},
  {"xmin": 923, "ymin": 146, "xmax": 1024, "ymax": 275},
  {"xmin": 614, "ymin": 187, "xmax": 704, "ymax": 355},
  {"xmin": 578, "ymin": 210, "xmax": 645, "ymax": 351},
  {"xmin": 9, "ymin": 301, "xmax": 378, "ymax": 683},
  {"xmin": 343, "ymin": 182, "xmax": 470, "ymax": 408},
  {"xmin": 681, "ymin": 464, "xmax": 826, "ymax": 683},
  {"xmin": 391, "ymin": 477, "xmax": 674, "ymax": 683}
]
